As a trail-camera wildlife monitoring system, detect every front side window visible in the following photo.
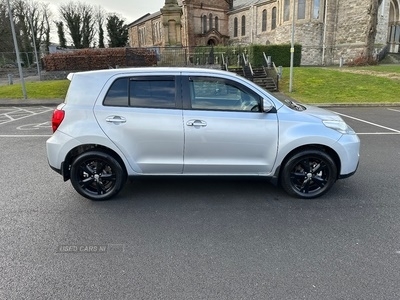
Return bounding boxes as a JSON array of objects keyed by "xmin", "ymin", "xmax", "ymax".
[
  {"xmin": 130, "ymin": 78, "xmax": 176, "ymax": 108},
  {"xmin": 209, "ymin": 13, "xmax": 213, "ymax": 29},
  {"xmin": 215, "ymin": 16, "xmax": 219, "ymax": 31},
  {"xmin": 189, "ymin": 77, "xmax": 260, "ymax": 112},
  {"xmin": 202, "ymin": 15, "xmax": 207, "ymax": 33}
]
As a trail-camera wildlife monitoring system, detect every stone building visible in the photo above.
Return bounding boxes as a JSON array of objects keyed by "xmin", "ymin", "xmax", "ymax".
[{"xmin": 127, "ymin": 0, "xmax": 400, "ymax": 65}]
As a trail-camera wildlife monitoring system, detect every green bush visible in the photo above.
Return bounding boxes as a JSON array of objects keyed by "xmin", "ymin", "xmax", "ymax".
[{"xmin": 249, "ymin": 44, "xmax": 302, "ymax": 67}]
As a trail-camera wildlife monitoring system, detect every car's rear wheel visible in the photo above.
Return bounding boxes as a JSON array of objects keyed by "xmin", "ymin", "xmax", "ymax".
[
  {"xmin": 281, "ymin": 149, "xmax": 337, "ymax": 199},
  {"xmin": 70, "ymin": 150, "xmax": 125, "ymax": 201}
]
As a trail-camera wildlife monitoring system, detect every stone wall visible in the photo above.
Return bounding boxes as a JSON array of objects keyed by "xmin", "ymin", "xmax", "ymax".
[{"xmin": 128, "ymin": 0, "xmax": 394, "ymax": 66}]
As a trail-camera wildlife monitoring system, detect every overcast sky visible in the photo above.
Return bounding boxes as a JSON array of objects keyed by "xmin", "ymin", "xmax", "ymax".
[{"xmin": 48, "ymin": 0, "xmax": 164, "ymax": 24}]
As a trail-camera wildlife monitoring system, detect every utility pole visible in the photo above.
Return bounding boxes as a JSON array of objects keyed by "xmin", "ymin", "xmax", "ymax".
[
  {"xmin": 6, "ymin": 0, "xmax": 27, "ymax": 99},
  {"xmin": 28, "ymin": 14, "xmax": 42, "ymax": 81}
]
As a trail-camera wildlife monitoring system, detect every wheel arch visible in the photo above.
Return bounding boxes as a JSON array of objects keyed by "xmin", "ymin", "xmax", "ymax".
[
  {"xmin": 62, "ymin": 144, "xmax": 127, "ymax": 181},
  {"xmin": 272, "ymin": 144, "xmax": 341, "ymax": 185}
]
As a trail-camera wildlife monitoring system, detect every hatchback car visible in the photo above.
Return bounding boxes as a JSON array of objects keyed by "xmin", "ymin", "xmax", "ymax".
[{"xmin": 46, "ymin": 67, "xmax": 360, "ymax": 201}]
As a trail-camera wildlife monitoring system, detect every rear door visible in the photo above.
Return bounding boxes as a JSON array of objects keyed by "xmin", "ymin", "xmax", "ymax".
[
  {"xmin": 94, "ymin": 75, "xmax": 184, "ymax": 174},
  {"xmin": 181, "ymin": 75, "xmax": 279, "ymax": 175}
]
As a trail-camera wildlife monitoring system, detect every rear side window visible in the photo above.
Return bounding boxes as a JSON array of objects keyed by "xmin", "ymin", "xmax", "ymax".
[
  {"xmin": 130, "ymin": 79, "xmax": 176, "ymax": 108},
  {"xmin": 103, "ymin": 76, "xmax": 176, "ymax": 108}
]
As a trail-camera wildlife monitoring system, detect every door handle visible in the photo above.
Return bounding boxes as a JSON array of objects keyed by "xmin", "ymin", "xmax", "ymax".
[
  {"xmin": 186, "ymin": 120, "xmax": 207, "ymax": 127},
  {"xmin": 105, "ymin": 116, "xmax": 126, "ymax": 124}
]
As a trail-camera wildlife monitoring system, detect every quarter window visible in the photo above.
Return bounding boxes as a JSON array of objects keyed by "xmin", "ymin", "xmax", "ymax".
[
  {"xmin": 189, "ymin": 77, "xmax": 260, "ymax": 112},
  {"xmin": 104, "ymin": 78, "xmax": 129, "ymax": 106}
]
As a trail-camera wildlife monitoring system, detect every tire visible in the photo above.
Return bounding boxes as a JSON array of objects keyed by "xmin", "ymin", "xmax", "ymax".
[
  {"xmin": 70, "ymin": 150, "xmax": 126, "ymax": 201},
  {"xmin": 280, "ymin": 149, "xmax": 337, "ymax": 199}
]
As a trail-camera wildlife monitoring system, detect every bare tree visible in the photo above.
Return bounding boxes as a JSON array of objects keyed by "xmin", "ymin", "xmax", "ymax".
[
  {"xmin": 365, "ymin": 0, "xmax": 384, "ymax": 59},
  {"xmin": 59, "ymin": 1, "xmax": 96, "ymax": 48},
  {"xmin": 11, "ymin": 0, "xmax": 52, "ymax": 63}
]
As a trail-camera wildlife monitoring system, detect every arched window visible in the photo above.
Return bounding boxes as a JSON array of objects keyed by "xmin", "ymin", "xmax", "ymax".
[
  {"xmin": 209, "ymin": 14, "xmax": 213, "ymax": 29},
  {"xmin": 271, "ymin": 7, "xmax": 277, "ymax": 30},
  {"xmin": 241, "ymin": 15, "xmax": 246, "ymax": 36},
  {"xmin": 202, "ymin": 15, "xmax": 207, "ymax": 33},
  {"xmin": 313, "ymin": 0, "xmax": 320, "ymax": 19},
  {"xmin": 284, "ymin": 0, "xmax": 290, "ymax": 21},
  {"xmin": 215, "ymin": 16, "xmax": 219, "ymax": 31},
  {"xmin": 262, "ymin": 9, "xmax": 267, "ymax": 32},
  {"xmin": 298, "ymin": 0, "xmax": 306, "ymax": 19},
  {"xmin": 234, "ymin": 17, "xmax": 238, "ymax": 37}
]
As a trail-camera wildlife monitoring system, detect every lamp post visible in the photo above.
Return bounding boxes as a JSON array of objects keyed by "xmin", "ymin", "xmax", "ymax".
[
  {"xmin": 28, "ymin": 14, "xmax": 41, "ymax": 81},
  {"xmin": 289, "ymin": 0, "xmax": 296, "ymax": 93},
  {"xmin": 6, "ymin": 0, "xmax": 27, "ymax": 99}
]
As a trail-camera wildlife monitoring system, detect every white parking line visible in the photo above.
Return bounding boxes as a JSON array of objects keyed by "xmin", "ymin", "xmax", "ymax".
[
  {"xmin": 388, "ymin": 108, "xmax": 400, "ymax": 113},
  {"xmin": 0, "ymin": 106, "xmax": 53, "ymax": 125},
  {"xmin": 335, "ymin": 112, "xmax": 400, "ymax": 134}
]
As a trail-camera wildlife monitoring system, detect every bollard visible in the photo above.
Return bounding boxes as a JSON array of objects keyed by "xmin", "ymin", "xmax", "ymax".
[{"xmin": 8, "ymin": 74, "xmax": 13, "ymax": 85}]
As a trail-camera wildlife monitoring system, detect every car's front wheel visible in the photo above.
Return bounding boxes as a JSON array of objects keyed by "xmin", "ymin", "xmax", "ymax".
[
  {"xmin": 281, "ymin": 149, "xmax": 337, "ymax": 199},
  {"xmin": 70, "ymin": 150, "xmax": 126, "ymax": 201}
]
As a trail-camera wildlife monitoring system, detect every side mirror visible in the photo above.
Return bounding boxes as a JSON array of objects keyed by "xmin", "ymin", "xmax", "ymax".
[{"xmin": 262, "ymin": 98, "xmax": 275, "ymax": 113}]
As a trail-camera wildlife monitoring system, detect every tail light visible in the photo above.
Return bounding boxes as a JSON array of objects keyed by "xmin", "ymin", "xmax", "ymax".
[{"xmin": 52, "ymin": 109, "xmax": 65, "ymax": 132}]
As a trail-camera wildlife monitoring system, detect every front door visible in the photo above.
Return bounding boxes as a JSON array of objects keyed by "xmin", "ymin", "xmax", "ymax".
[{"xmin": 182, "ymin": 76, "xmax": 278, "ymax": 175}]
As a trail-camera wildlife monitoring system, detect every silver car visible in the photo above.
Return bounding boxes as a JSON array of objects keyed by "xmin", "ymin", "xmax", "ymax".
[{"xmin": 46, "ymin": 67, "xmax": 360, "ymax": 200}]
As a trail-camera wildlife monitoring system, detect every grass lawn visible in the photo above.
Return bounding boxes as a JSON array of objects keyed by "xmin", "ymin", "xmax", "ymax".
[
  {"xmin": 0, "ymin": 79, "xmax": 70, "ymax": 99},
  {"xmin": 279, "ymin": 65, "xmax": 400, "ymax": 104},
  {"xmin": 0, "ymin": 65, "xmax": 399, "ymax": 104}
]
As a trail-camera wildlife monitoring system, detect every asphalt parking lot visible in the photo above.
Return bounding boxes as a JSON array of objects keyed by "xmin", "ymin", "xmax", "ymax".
[{"xmin": 1, "ymin": 105, "xmax": 400, "ymax": 299}]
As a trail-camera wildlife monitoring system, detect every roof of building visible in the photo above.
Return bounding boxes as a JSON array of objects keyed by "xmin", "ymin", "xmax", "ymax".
[
  {"xmin": 128, "ymin": 11, "xmax": 162, "ymax": 27},
  {"xmin": 232, "ymin": 0, "xmax": 265, "ymax": 11}
]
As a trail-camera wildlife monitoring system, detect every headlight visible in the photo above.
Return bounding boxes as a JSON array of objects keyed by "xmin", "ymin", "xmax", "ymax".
[{"xmin": 323, "ymin": 120, "xmax": 356, "ymax": 134}]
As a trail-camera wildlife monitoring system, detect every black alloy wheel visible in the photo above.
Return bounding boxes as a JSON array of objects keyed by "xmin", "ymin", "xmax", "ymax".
[
  {"xmin": 70, "ymin": 151, "xmax": 125, "ymax": 201},
  {"xmin": 281, "ymin": 149, "xmax": 337, "ymax": 199}
]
